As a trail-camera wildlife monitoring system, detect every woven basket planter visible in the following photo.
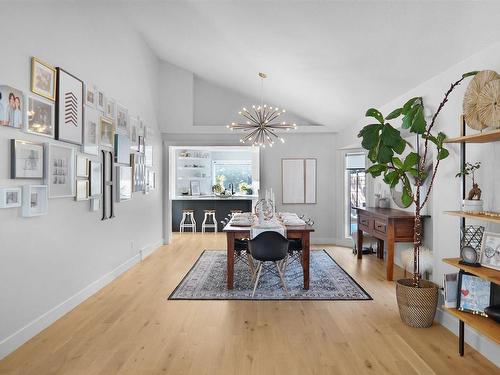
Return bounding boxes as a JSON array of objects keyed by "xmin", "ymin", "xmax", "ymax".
[{"xmin": 396, "ymin": 279, "xmax": 439, "ymax": 328}]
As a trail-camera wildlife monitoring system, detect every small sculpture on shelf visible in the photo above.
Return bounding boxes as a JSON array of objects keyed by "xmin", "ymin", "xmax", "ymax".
[{"xmin": 455, "ymin": 161, "xmax": 483, "ymax": 213}]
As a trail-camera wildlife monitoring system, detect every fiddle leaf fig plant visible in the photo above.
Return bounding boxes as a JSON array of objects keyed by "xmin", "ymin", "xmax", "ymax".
[{"xmin": 357, "ymin": 71, "xmax": 478, "ymax": 287}]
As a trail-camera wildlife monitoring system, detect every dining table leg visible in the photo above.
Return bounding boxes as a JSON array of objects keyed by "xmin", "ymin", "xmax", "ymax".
[
  {"xmin": 301, "ymin": 232, "xmax": 310, "ymax": 290},
  {"xmin": 226, "ymin": 232, "xmax": 235, "ymax": 289}
]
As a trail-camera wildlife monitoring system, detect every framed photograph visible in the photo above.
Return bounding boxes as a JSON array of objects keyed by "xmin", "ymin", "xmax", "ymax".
[
  {"xmin": 190, "ymin": 180, "xmax": 200, "ymax": 196},
  {"xmin": 282, "ymin": 158, "xmax": 317, "ymax": 204},
  {"xmin": 116, "ymin": 103, "xmax": 129, "ymax": 134},
  {"xmin": 55, "ymin": 68, "xmax": 83, "ymax": 145},
  {"xmin": 131, "ymin": 153, "xmax": 145, "ymax": 192},
  {"xmin": 480, "ymin": 231, "xmax": 500, "ymax": 271},
  {"xmin": 148, "ymin": 170, "xmax": 156, "ymax": 190},
  {"xmin": 22, "ymin": 185, "xmax": 48, "ymax": 217},
  {"xmin": 83, "ymin": 106, "xmax": 99, "ymax": 156},
  {"xmin": 96, "ymin": 87, "xmax": 105, "ymax": 112},
  {"xmin": 145, "ymin": 144, "xmax": 153, "ymax": 167},
  {"xmin": 47, "ymin": 143, "xmax": 75, "ymax": 198},
  {"xmin": 457, "ymin": 272, "xmax": 492, "ymax": 316},
  {"xmin": 0, "ymin": 187, "xmax": 22, "ymax": 208},
  {"xmin": 84, "ymin": 84, "xmax": 96, "ymax": 108},
  {"xmin": 76, "ymin": 154, "xmax": 89, "ymax": 178},
  {"xmin": 0, "ymin": 85, "xmax": 24, "ymax": 128},
  {"xmin": 89, "ymin": 161, "xmax": 102, "ymax": 197},
  {"xmin": 116, "ymin": 166, "xmax": 132, "ymax": 202},
  {"xmin": 138, "ymin": 136, "xmax": 145, "ymax": 154},
  {"xmin": 31, "ymin": 57, "xmax": 56, "ymax": 101},
  {"xmin": 100, "ymin": 116, "xmax": 115, "ymax": 148},
  {"xmin": 90, "ymin": 197, "xmax": 100, "ymax": 212},
  {"xmin": 76, "ymin": 180, "xmax": 89, "ymax": 201},
  {"xmin": 114, "ymin": 134, "xmax": 130, "ymax": 164},
  {"xmin": 105, "ymin": 97, "xmax": 116, "ymax": 119},
  {"xmin": 26, "ymin": 96, "xmax": 54, "ymax": 138},
  {"xmin": 129, "ymin": 116, "xmax": 139, "ymax": 151},
  {"xmin": 10, "ymin": 139, "xmax": 44, "ymax": 179},
  {"xmin": 144, "ymin": 126, "xmax": 154, "ymax": 140}
]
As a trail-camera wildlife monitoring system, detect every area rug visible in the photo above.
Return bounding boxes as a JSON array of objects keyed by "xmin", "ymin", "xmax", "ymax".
[{"xmin": 169, "ymin": 250, "xmax": 372, "ymax": 300}]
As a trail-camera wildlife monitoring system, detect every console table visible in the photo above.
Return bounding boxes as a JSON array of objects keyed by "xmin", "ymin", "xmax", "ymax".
[{"xmin": 356, "ymin": 207, "xmax": 420, "ymax": 281}]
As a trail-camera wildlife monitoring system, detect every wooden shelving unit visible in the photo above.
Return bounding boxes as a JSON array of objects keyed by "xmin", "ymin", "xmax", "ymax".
[
  {"xmin": 444, "ymin": 210, "xmax": 500, "ymax": 224},
  {"xmin": 443, "ymin": 258, "xmax": 500, "ymax": 284},
  {"xmin": 444, "ymin": 307, "xmax": 500, "ymax": 345},
  {"xmin": 445, "ymin": 128, "xmax": 500, "ymax": 143}
]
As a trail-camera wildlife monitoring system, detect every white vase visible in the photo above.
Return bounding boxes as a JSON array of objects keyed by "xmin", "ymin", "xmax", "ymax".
[{"xmin": 462, "ymin": 199, "xmax": 483, "ymax": 213}]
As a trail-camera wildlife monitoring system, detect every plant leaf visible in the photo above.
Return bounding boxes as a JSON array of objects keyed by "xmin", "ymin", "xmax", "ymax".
[
  {"xmin": 386, "ymin": 108, "xmax": 403, "ymax": 120},
  {"xmin": 462, "ymin": 71, "xmax": 479, "ymax": 78},
  {"xmin": 410, "ymin": 106, "xmax": 426, "ymax": 134},
  {"xmin": 383, "ymin": 171, "xmax": 400, "ymax": 187},
  {"xmin": 438, "ymin": 148, "xmax": 449, "ymax": 160},
  {"xmin": 403, "ymin": 152, "xmax": 420, "ymax": 170},
  {"xmin": 392, "ymin": 157, "xmax": 403, "ymax": 169},
  {"xmin": 366, "ymin": 164, "xmax": 387, "ymax": 177},
  {"xmin": 402, "ymin": 105, "xmax": 418, "ymax": 129},
  {"xmin": 402, "ymin": 97, "xmax": 421, "ymax": 115},
  {"xmin": 365, "ymin": 108, "xmax": 384, "ymax": 124},
  {"xmin": 359, "ymin": 124, "xmax": 381, "ymax": 149},
  {"xmin": 393, "ymin": 139, "xmax": 407, "ymax": 154},
  {"xmin": 401, "ymin": 188, "xmax": 413, "ymax": 207},
  {"xmin": 381, "ymin": 123, "xmax": 402, "ymax": 148},
  {"xmin": 378, "ymin": 145, "xmax": 394, "ymax": 163}
]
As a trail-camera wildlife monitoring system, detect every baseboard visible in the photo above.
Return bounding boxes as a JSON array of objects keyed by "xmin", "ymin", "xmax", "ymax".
[
  {"xmin": 0, "ymin": 248, "xmax": 152, "ymax": 360},
  {"xmin": 140, "ymin": 238, "xmax": 164, "ymax": 260},
  {"xmin": 436, "ymin": 307, "xmax": 500, "ymax": 367},
  {"xmin": 311, "ymin": 236, "xmax": 352, "ymax": 247}
]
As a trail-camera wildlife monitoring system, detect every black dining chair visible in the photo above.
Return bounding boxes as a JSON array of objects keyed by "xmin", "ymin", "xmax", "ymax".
[{"xmin": 248, "ymin": 231, "xmax": 290, "ymax": 297}]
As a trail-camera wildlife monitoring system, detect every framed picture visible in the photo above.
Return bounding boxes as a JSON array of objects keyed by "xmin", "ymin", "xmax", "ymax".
[
  {"xmin": 76, "ymin": 180, "xmax": 89, "ymax": 201},
  {"xmin": 144, "ymin": 126, "xmax": 154, "ymax": 140},
  {"xmin": 0, "ymin": 187, "xmax": 22, "ymax": 208},
  {"xmin": 10, "ymin": 139, "xmax": 44, "ymax": 179},
  {"xmin": 26, "ymin": 96, "xmax": 54, "ymax": 138},
  {"xmin": 90, "ymin": 197, "xmax": 100, "ymax": 212},
  {"xmin": 114, "ymin": 134, "xmax": 130, "ymax": 164},
  {"xmin": 116, "ymin": 166, "xmax": 132, "ymax": 202},
  {"xmin": 480, "ymin": 231, "xmax": 500, "ymax": 271},
  {"xmin": 0, "ymin": 85, "xmax": 24, "ymax": 128},
  {"xmin": 282, "ymin": 158, "xmax": 317, "ymax": 204},
  {"xmin": 138, "ymin": 136, "xmax": 145, "ymax": 154},
  {"xmin": 83, "ymin": 106, "xmax": 99, "ymax": 156},
  {"xmin": 148, "ymin": 170, "xmax": 156, "ymax": 190},
  {"xmin": 457, "ymin": 272, "xmax": 492, "ymax": 316},
  {"xmin": 22, "ymin": 185, "xmax": 48, "ymax": 217},
  {"xmin": 100, "ymin": 116, "xmax": 115, "ymax": 148},
  {"xmin": 129, "ymin": 116, "xmax": 139, "ymax": 151},
  {"xmin": 84, "ymin": 84, "xmax": 96, "ymax": 108},
  {"xmin": 89, "ymin": 160, "xmax": 102, "ymax": 197},
  {"xmin": 131, "ymin": 153, "xmax": 145, "ymax": 192},
  {"xmin": 76, "ymin": 154, "xmax": 89, "ymax": 178},
  {"xmin": 190, "ymin": 180, "xmax": 200, "ymax": 196},
  {"xmin": 47, "ymin": 143, "xmax": 76, "ymax": 198},
  {"xmin": 55, "ymin": 68, "xmax": 83, "ymax": 145},
  {"xmin": 116, "ymin": 103, "xmax": 129, "ymax": 134},
  {"xmin": 145, "ymin": 144, "xmax": 153, "ymax": 167},
  {"xmin": 96, "ymin": 87, "xmax": 105, "ymax": 112},
  {"xmin": 31, "ymin": 57, "xmax": 56, "ymax": 101},
  {"xmin": 105, "ymin": 97, "xmax": 116, "ymax": 119}
]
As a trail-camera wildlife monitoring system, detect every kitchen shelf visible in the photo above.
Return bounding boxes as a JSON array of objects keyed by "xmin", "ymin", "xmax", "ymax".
[
  {"xmin": 445, "ymin": 128, "xmax": 500, "ymax": 144},
  {"xmin": 442, "ymin": 258, "xmax": 500, "ymax": 284},
  {"xmin": 444, "ymin": 210, "xmax": 500, "ymax": 224},
  {"xmin": 443, "ymin": 307, "xmax": 500, "ymax": 344}
]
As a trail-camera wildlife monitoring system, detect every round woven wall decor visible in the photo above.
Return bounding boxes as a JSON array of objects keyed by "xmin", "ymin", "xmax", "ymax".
[
  {"xmin": 477, "ymin": 79, "xmax": 500, "ymax": 129},
  {"xmin": 463, "ymin": 70, "xmax": 499, "ymax": 130}
]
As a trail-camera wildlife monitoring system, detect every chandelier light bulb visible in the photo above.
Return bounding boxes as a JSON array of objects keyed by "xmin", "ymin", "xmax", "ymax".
[{"xmin": 280, "ymin": 138, "xmax": 285, "ymax": 143}]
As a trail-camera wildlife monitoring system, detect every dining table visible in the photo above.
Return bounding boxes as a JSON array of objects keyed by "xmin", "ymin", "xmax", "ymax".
[{"xmin": 223, "ymin": 217, "xmax": 315, "ymax": 290}]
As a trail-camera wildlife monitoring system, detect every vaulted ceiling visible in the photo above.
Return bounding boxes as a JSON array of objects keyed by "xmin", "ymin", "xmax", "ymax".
[{"xmin": 121, "ymin": 0, "xmax": 500, "ymax": 131}]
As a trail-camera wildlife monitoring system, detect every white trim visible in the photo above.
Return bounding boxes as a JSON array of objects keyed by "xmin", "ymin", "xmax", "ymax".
[
  {"xmin": 0, "ymin": 240, "xmax": 163, "ymax": 360},
  {"xmin": 311, "ymin": 236, "xmax": 352, "ymax": 247},
  {"xmin": 436, "ymin": 307, "xmax": 500, "ymax": 367},
  {"xmin": 140, "ymin": 239, "xmax": 164, "ymax": 261}
]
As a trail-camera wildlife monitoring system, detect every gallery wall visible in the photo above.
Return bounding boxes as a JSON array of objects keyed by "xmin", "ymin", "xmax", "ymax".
[
  {"xmin": 0, "ymin": 4, "xmax": 163, "ymax": 358},
  {"xmin": 336, "ymin": 41, "xmax": 500, "ymax": 366}
]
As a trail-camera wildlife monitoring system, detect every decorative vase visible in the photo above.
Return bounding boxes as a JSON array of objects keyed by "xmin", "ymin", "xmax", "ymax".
[
  {"xmin": 396, "ymin": 279, "xmax": 439, "ymax": 328},
  {"xmin": 462, "ymin": 199, "xmax": 483, "ymax": 213}
]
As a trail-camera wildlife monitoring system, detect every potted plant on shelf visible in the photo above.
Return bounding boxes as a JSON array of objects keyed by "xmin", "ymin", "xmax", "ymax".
[
  {"xmin": 357, "ymin": 71, "xmax": 477, "ymax": 328},
  {"xmin": 455, "ymin": 161, "xmax": 482, "ymax": 213}
]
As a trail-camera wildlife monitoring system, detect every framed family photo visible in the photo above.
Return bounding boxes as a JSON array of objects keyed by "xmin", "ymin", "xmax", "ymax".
[
  {"xmin": 83, "ymin": 106, "xmax": 100, "ymax": 156},
  {"xmin": 46, "ymin": 143, "xmax": 76, "ymax": 198},
  {"xmin": 116, "ymin": 166, "xmax": 132, "ymax": 202},
  {"xmin": 0, "ymin": 85, "xmax": 24, "ymax": 128},
  {"xmin": 22, "ymin": 185, "xmax": 48, "ymax": 217},
  {"xmin": 26, "ymin": 96, "xmax": 54, "ymax": 138},
  {"xmin": 480, "ymin": 231, "xmax": 500, "ymax": 271},
  {"xmin": 31, "ymin": 57, "xmax": 56, "ymax": 101},
  {"xmin": 0, "ymin": 187, "xmax": 22, "ymax": 208},
  {"xmin": 10, "ymin": 139, "xmax": 44, "ymax": 179},
  {"xmin": 55, "ymin": 68, "xmax": 84, "ymax": 145}
]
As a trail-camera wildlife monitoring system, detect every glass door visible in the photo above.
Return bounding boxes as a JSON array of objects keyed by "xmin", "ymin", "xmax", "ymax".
[{"xmin": 345, "ymin": 153, "xmax": 366, "ymax": 238}]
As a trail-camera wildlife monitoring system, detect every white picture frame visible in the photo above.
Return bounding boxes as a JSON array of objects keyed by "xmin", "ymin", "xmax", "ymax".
[
  {"xmin": 25, "ymin": 95, "xmax": 55, "ymax": 138},
  {"xmin": 145, "ymin": 144, "xmax": 153, "ymax": 167},
  {"xmin": 90, "ymin": 197, "xmax": 100, "ymax": 212},
  {"xmin": 10, "ymin": 139, "xmax": 44, "ymax": 179},
  {"xmin": 89, "ymin": 160, "xmax": 102, "ymax": 197},
  {"xmin": 55, "ymin": 68, "xmax": 83, "ymax": 145},
  {"xmin": 282, "ymin": 158, "xmax": 317, "ymax": 204},
  {"xmin": 129, "ymin": 116, "xmax": 139, "ymax": 151},
  {"xmin": 0, "ymin": 187, "xmax": 22, "ymax": 208},
  {"xmin": 76, "ymin": 154, "xmax": 89, "ymax": 178},
  {"xmin": 95, "ymin": 86, "xmax": 105, "ymax": 112},
  {"xmin": 83, "ymin": 106, "xmax": 100, "ymax": 156},
  {"xmin": 76, "ymin": 179, "xmax": 89, "ymax": 201},
  {"xmin": 480, "ymin": 231, "xmax": 500, "ymax": 271},
  {"xmin": 116, "ymin": 166, "xmax": 132, "ymax": 202},
  {"xmin": 46, "ymin": 143, "xmax": 76, "ymax": 198},
  {"xmin": 100, "ymin": 116, "xmax": 115, "ymax": 148},
  {"xmin": 116, "ymin": 103, "xmax": 129, "ymax": 134},
  {"xmin": 114, "ymin": 133, "xmax": 130, "ymax": 164},
  {"xmin": 190, "ymin": 180, "xmax": 200, "ymax": 196},
  {"xmin": 105, "ymin": 97, "xmax": 116, "ymax": 120},
  {"xmin": 84, "ymin": 83, "xmax": 96, "ymax": 108},
  {"xmin": 22, "ymin": 184, "xmax": 48, "ymax": 217}
]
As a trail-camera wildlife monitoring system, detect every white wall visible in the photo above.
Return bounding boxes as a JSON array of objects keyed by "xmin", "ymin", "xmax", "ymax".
[
  {"xmin": 336, "ymin": 41, "xmax": 500, "ymax": 366},
  {"xmin": 0, "ymin": 4, "xmax": 163, "ymax": 359}
]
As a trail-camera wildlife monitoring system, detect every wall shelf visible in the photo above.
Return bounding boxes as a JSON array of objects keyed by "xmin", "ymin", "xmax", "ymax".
[
  {"xmin": 444, "ymin": 210, "xmax": 500, "ymax": 224},
  {"xmin": 443, "ymin": 307, "xmax": 500, "ymax": 345},
  {"xmin": 445, "ymin": 128, "xmax": 500, "ymax": 144},
  {"xmin": 442, "ymin": 258, "xmax": 500, "ymax": 284}
]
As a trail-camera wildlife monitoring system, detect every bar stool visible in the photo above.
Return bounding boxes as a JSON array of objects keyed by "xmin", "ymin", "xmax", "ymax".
[
  {"xmin": 180, "ymin": 209, "xmax": 196, "ymax": 232},
  {"xmin": 202, "ymin": 209, "xmax": 217, "ymax": 233}
]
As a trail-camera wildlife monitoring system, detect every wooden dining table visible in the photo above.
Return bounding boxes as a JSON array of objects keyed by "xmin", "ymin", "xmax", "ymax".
[{"xmin": 223, "ymin": 222, "xmax": 315, "ymax": 290}]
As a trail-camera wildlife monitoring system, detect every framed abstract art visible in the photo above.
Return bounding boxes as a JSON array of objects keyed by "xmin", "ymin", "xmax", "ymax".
[
  {"xmin": 10, "ymin": 139, "xmax": 44, "ymax": 179},
  {"xmin": 55, "ymin": 68, "xmax": 84, "ymax": 145}
]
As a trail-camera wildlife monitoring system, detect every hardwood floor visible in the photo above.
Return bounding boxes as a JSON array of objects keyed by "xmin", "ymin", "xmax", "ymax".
[{"xmin": 0, "ymin": 233, "xmax": 497, "ymax": 374}]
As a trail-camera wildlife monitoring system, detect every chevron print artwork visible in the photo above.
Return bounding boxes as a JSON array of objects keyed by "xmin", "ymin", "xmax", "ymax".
[{"xmin": 64, "ymin": 92, "xmax": 78, "ymax": 127}]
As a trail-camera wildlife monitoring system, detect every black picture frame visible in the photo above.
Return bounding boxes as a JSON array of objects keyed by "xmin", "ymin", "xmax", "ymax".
[
  {"xmin": 456, "ymin": 270, "xmax": 495, "ymax": 316},
  {"xmin": 10, "ymin": 139, "xmax": 44, "ymax": 179},
  {"xmin": 55, "ymin": 67, "xmax": 84, "ymax": 145}
]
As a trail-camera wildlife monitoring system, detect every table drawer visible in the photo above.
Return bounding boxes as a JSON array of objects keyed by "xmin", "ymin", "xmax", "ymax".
[
  {"xmin": 374, "ymin": 220, "xmax": 387, "ymax": 234},
  {"xmin": 358, "ymin": 213, "xmax": 372, "ymax": 232}
]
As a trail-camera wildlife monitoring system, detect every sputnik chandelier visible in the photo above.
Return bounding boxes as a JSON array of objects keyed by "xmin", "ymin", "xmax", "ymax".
[{"xmin": 227, "ymin": 73, "xmax": 297, "ymax": 147}]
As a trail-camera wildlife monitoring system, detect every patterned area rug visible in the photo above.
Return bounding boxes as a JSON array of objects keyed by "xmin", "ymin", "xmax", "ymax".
[{"xmin": 169, "ymin": 250, "xmax": 372, "ymax": 300}]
